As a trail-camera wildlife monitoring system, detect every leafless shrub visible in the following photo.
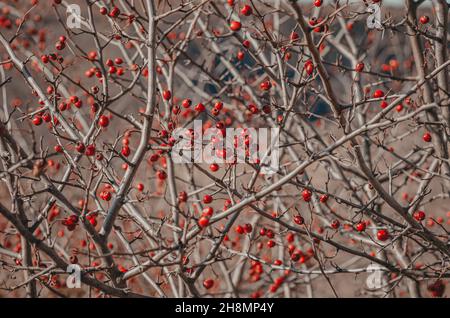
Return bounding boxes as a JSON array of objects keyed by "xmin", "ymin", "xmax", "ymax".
[{"xmin": 0, "ymin": 0, "xmax": 448, "ymax": 298}]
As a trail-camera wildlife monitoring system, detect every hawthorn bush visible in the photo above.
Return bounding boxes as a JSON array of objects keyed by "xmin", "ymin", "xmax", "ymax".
[{"xmin": 0, "ymin": 0, "xmax": 449, "ymax": 298}]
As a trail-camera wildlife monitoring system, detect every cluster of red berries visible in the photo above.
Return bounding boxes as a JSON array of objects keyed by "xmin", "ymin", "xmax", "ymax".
[
  {"xmin": 269, "ymin": 274, "xmax": 288, "ymax": 293},
  {"xmin": 105, "ymin": 58, "xmax": 124, "ymax": 75},
  {"xmin": 100, "ymin": 6, "xmax": 121, "ymax": 18},
  {"xmin": 198, "ymin": 206, "xmax": 215, "ymax": 228},
  {"xmin": 62, "ymin": 215, "xmax": 78, "ymax": 231},
  {"xmin": 249, "ymin": 260, "xmax": 263, "ymax": 282},
  {"xmin": 55, "ymin": 35, "xmax": 66, "ymax": 51},
  {"xmin": 235, "ymin": 223, "xmax": 252, "ymax": 235},
  {"xmin": 86, "ymin": 213, "xmax": 98, "ymax": 227}
]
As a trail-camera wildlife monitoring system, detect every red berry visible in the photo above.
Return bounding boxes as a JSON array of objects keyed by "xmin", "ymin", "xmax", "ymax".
[
  {"xmin": 373, "ymin": 89, "xmax": 384, "ymax": 98},
  {"xmin": 244, "ymin": 223, "xmax": 253, "ymax": 233},
  {"xmin": 109, "ymin": 6, "xmax": 120, "ymax": 18},
  {"xmin": 178, "ymin": 191, "xmax": 187, "ymax": 202},
  {"xmin": 162, "ymin": 90, "xmax": 171, "ymax": 101},
  {"xmin": 32, "ymin": 116, "xmax": 43, "ymax": 126},
  {"xmin": 74, "ymin": 100, "xmax": 83, "ymax": 108},
  {"xmin": 100, "ymin": 190, "xmax": 112, "ymax": 201},
  {"xmin": 304, "ymin": 61, "xmax": 314, "ymax": 75},
  {"xmin": 331, "ymin": 220, "xmax": 340, "ymax": 229},
  {"xmin": 70, "ymin": 96, "xmax": 79, "ymax": 104},
  {"xmin": 209, "ymin": 163, "xmax": 219, "ymax": 172},
  {"xmin": 248, "ymin": 104, "xmax": 259, "ymax": 114},
  {"xmin": 291, "ymin": 251, "xmax": 301, "ymax": 262},
  {"xmin": 240, "ymin": 5, "xmax": 252, "ymax": 16},
  {"xmin": 355, "ymin": 62, "xmax": 364, "ymax": 72},
  {"xmin": 149, "ymin": 154, "xmax": 159, "ymax": 162},
  {"xmin": 75, "ymin": 142, "xmax": 85, "ymax": 153},
  {"xmin": 262, "ymin": 105, "xmax": 271, "ymax": 114},
  {"xmin": 214, "ymin": 102, "xmax": 224, "ymax": 111},
  {"xmin": 203, "ymin": 194, "xmax": 213, "ymax": 204},
  {"xmin": 108, "ymin": 66, "xmax": 117, "ymax": 74},
  {"xmin": 356, "ymin": 222, "xmax": 366, "ymax": 232},
  {"xmin": 294, "ymin": 215, "xmax": 304, "ymax": 225},
  {"xmin": 98, "ymin": 115, "xmax": 109, "ymax": 127},
  {"xmin": 198, "ymin": 216, "xmax": 210, "ymax": 228},
  {"xmin": 302, "ymin": 189, "xmax": 312, "ymax": 202},
  {"xmin": 203, "ymin": 279, "xmax": 214, "ymax": 289},
  {"xmin": 419, "ymin": 15, "xmax": 429, "ymax": 25},
  {"xmin": 377, "ymin": 229, "xmax": 389, "ymax": 241},
  {"xmin": 230, "ymin": 20, "xmax": 242, "ymax": 31},
  {"xmin": 121, "ymin": 146, "xmax": 130, "ymax": 157},
  {"xmin": 314, "ymin": 0, "xmax": 322, "ymax": 7},
  {"xmin": 423, "ymin": 132, "xmax": 432, "ymax": 143},
  {"xmin": 156, "ymin": 170, "xmax": 167, "ymax": 180},
  {"xmin": 55, "ymin": 41, "xmax": 65, "ymax": 50},
  {"xmin": 88, "ymin": 51, "xmax": 98, "ymax": 60},
  {"xmin": 202, "ymin": 207, "xmax": 214, "ymax": 217},
  {"xmin": 413, "ymin": 210, "xmax": 426, "ymax": 221},
  {"xmin": 85, "ymin": 144, "xmax": 96, "ymax": 156},
  {"xmin": 260, "ymin": 81, "xmax": 272, "ymax": 91},
  {"xmin": 182, "ymin": 99, "xmax": 192, "ymax": 108},
  {"xmin": 195, "ymin": 103, "xmax": 205, "ymax": 112}
]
